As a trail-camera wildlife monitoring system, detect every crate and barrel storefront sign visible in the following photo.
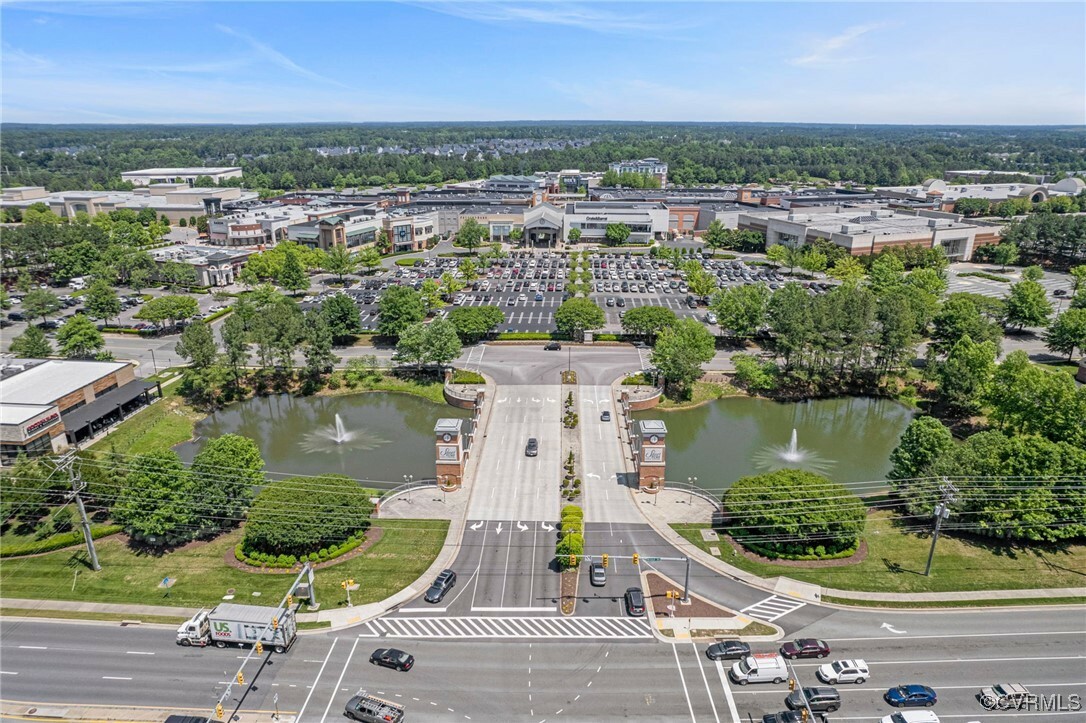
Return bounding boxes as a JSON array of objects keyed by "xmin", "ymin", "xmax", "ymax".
[{"xmin": 24, "ymin": 412, "xmax": 60, "ymax": 438}]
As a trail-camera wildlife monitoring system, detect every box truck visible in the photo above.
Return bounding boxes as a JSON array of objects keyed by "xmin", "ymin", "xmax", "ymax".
[{"xmin": 176, "ymin": 603, "xmax": 297, "ymax": 653}]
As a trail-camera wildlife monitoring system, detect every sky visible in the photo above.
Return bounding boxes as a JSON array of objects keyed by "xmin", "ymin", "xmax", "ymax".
[{"xmin": 1, "ymin": 1, "xmax": 1084, "ymax": 125}]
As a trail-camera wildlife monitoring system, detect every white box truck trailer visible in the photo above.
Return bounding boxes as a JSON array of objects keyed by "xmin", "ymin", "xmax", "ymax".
[{"xmin": 176, "ymin": 603, "xmax": 297, "ymax": 653}]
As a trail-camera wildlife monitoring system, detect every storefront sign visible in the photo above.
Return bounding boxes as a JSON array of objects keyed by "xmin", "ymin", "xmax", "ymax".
[{"xmin": 24, "ymin": 412, "xmax": 60, "ymax": 437}]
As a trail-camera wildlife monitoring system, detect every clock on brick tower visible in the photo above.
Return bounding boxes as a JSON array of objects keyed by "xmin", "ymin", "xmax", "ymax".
[
  {"xmin": 635, "ymin": 419, "xmax": 667, "ymax": 490},
  {"xmin": 434, "ymin": 418, "xmax": 464, "ymax": 488}
]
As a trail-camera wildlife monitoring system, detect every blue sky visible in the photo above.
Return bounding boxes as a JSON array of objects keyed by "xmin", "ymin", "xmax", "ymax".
[{"xmin": 2, "ymin": 1, "xmax": 1083, "ymax": 124}]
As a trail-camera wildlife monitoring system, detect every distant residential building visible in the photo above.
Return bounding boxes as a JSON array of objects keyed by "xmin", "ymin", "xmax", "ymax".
[
  {"xmin": 482, "ymin": 175, "xmax": 547, "ymax": 193},
  {"xmin": 149, "ymin": 245, "xmax": 256, "ymax": 287},
  {"xmin": 608, "ymin": 158, "xmax": 668, "ymax": 186},
  {"xmin": 0, "ymin": 358, "xmax": 158, "ymax": 462},
  {"xmin": 121, "ymin": 167, "xmax": 243, "ymax": 186}
]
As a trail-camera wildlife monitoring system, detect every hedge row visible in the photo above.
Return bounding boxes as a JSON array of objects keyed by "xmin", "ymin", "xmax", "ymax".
[
  {"xmin": 204, "ymin": 308, "xmax": 233, "ymax": 323},
  {"xmin": 395, "ymin": 258, "xmax": 420, "ymax": 266},
  {"xmin": 234, "ymin": 533, "xmax": 365, "ymax": 569},
  {"xmin": 735, "ymin": 537, "xmax": 860, "ymax": 562},
  {"xmin": 0, "ymin": 524, "xmax": 123, "ymax": 558},
  {"xmin": 958, "ymin": 271, "xmax": 1012, "ymax": 283},
  {"xmin": 495, "ymin": 332, "xmax": 563, "ymax": 340}
]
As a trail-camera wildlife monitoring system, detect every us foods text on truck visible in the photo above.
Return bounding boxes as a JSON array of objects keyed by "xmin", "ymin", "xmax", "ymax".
[{"xmin": 176, "ymin": 603, "xmax": 297, "ymax": 652}]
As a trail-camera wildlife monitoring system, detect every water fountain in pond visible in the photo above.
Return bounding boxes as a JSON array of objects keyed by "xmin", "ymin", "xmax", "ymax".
[
  {"xmin": 752, "ymin": 428, "xmax": 833, "ymax": 474},
  {"xmin": 301, "ymin": 413, "xmax": 389, "ymax": 454}
]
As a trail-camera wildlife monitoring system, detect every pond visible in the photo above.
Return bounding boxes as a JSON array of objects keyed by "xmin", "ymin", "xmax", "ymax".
[
  {"xmin": 175, "ymin": 392, "xmax": 472, "ymax": 487},
  {"xmin": 634, "ymin": 396, "xmax": 912, "ymax": 495}
]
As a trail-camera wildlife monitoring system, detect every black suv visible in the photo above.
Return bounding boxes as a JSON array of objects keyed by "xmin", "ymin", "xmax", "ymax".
[
  {"xmin": 786, "ymin": 686, "xmax": 841, "ymax": 712},
  {"xmin": 525, "ymin": 438, "xmax": 538, "ymax": 457},
  {"xmin": 424, "ymin": 569, "xmax": 456, "ymax": 603},
  {"xmin": 624, "ymin": 587, "xmax": 645, "ymax": 616}
]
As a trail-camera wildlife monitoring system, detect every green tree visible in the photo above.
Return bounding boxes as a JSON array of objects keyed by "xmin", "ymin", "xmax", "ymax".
[
  {"xmin": 987, "ymin": 350, "xmax": 1086, "ymax": 445},
  {"xmin": 357, "ymin": 246, "xmax": 381, "ymax": 273},
  {"xmin": 190, "ymin": 434, "xmax": 261, "ymax": 530},
  {"xmin": 936, "ymin": 335, "xmax": 997, "ymax": 414},
  {"xmin": 458, "ymin": 258, "xmax": 478, "ymax": 282},
  {"xmin": 220, "ymin": 313, "xmax": 250, "ymax": 385},
  {"xmin": 50, "ymin": 241, "xmax": 100, "ymax": 281},
  {"xmin": 456, "ymin": 218, "xmax": 487, "ymax": 255},
  {"xmin": 277, "ymin": 244, "xmax": 309, "ymax": 295},
  {"xmin": 620, "ymin": 305, "xmax": 677, "ymax": 343},
  {"xmin": 555, "ymin": 298, "xmax": 605, "ymax": 341},
  {"xmin": 84, "ymin": 279, "xmax": 121, "ymax": 326},
  {"xmin": 22, "ymin": 289, "xmax": 61, "ymax": 324},
  {"xmin": 56, "ymin": 315, "xmax": 104, "ymax": 358},
  {"xmin": 9, "ymin": 325, "xmax": 53, "ymax": 358},
  {"xmin": 321, "ymin": 293, "xmax": 361, "ymax": 341},
  {"xmin": 440, "ymin": 271, "xmax": 465, "ymax": 298},
  {"xmin": 888, "ymin": 416, "xmax": 954, "ymax": 481},
  {"xmin": 765, "ymin": 243, "xmax": 789, "ymax": 268},
  {"xmin": 419, "ymin": 278, "xmax": 443, "ymax": 315},
  {"xmin": 393, "ymin": 321, "xmax": 428, "ymax": 367},
  {"xmin": 798, "ymin": 247, "xmax": 828, "ymax": 274},
  {"xmin": 1070, "ymin": 265, "xmax": 1086, "ymax": 294},
  {"xmin": 568, "ymin": 227, "xmax": 582, "ymax": 244},
  {"xmin": 447, "ymin": 306, "xmax": 504, "ymax": 342},
  {"xmin": 683, "ymin": 262, "xmax": 717, "ymax": 298},
  {"xmin": 702, "ymin": 219, "xmax": 729, "ymax": 251},
  {"xmin": 710, "ymin": 283, "xmax": 770, "ymax": 339},
  {"xmin": 990, "ymin": 243, "xmax": 1020, "ymax": 271},
  {"xmin": 930, "ymin": 293, "xmax": 1005, "ymax": 356},
  {"xmin": 1003, "ymin": 279, "xmax": 1052, "ymax": 330},
  {"xmin": 827, "ymin": 255, "xmax": 866, "ymax": 283},
  {"xmin": 953, "ymin": 197, "xmax": 991, "ymax": 217},
  {"xmin": 723, "ymin": 470, "xmax": 865, "ymax": 558},
  {"xmin": 322, "ymin": 245, "xmax": 356, "ymax": 283},
  {"xmin": 1021, "ymin": 265, "xmax": 1044, "ymax": 281},
  {"xmin": 112, "ymin": 451, "xmax": 196, "ymax": 545},
  {"xmin": 242, "ymin": 475, "xmax": 372, "ymax": 556},
  {"xmin": 604, "ymin": 223, "xmax": 631, "ymax": 246},
  {"xmin": 866, "ymin": 253, "xmax": 906, "ymax": 295},
  {"xmin": 731, "ymin": 353, "xmax": 779, "ymax": 392},
  {"xmin": 556, "ymin": 532, "xmax": 584, "ymax": 570},
  {"xmin": 766, "ymin": 282, "xmax": 812, "ymax": 369},
  {"xmin": 303, "ymin": 310, "xmax": 338, "ymax": 378},
  {"xmin": 378, "ymin": 285, "xmax": 425, "ymax": 337},
  {"xmin": 650, "ymin": 318, "xmax": 715, "ymax": 397},
  {"xmin": 425, "ymin": 318, "xmax": 463, "ymax": 368},
  {"xmin": 175, "ymin": 321, "xmax": 216, "ymax": 369},
  {"xmin": 1044, "ymin": 308, "xmax": 1086, "ymax": 361},
  {"xmin": 136, "ymin": 294, "xmax": 199, "ymax": 328}
]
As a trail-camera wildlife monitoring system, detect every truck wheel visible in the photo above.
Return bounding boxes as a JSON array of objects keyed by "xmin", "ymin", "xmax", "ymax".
[
  {"xmin": 274, "ymin": 645, "xmax": 286, "ymax": 654},
  {"xmin": 215, "ymin": 641, "xmax": 227, "ymax": 648},
  {"xmin": 737, "ymin": 679, "xmax": 748, "ymax": 686},
  {"xmin": 773, "ymin": 677, "xmax": 784, "ymax": 684},
  {"xmin": 179, "ymin": 639, "xmax": 191, "ymax": 647}
]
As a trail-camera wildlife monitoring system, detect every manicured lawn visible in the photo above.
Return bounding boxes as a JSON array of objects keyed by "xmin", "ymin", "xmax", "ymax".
[
  {"xmin": 327, "ymin": 372, "xmax": 447, "ymax": 405},
  {"xmin": 673, "ymin": 510, "xmax": 1086, "ymax": 594},
  {"xmin": 89, "ymin": 385, "xmax": 201, "ymax": 455},
  {"xmin": 0, "ymin": 519, "xmax": 448, "ymax": 610},
  {"xmin": 658, "ymin": 381, "xmax": 738, "ymax": 410},
  {"xmin": 0, "ymin": 608, "xmax": 189, "ymax": 625}
]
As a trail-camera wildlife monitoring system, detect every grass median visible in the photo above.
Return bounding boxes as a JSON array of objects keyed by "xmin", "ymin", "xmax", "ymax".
[
  {"xmin": 0, "ymin": 519, "xmax": 448, "ymax": 611},
  {"xmin": 673, "ymin": 510, "xmax": 1086, "ymax": 595}
]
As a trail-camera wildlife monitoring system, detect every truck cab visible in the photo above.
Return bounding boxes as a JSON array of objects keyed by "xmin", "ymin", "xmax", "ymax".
[{"xmin": 176, "ymin": 611, "xmax": 211, "ymax": 647}]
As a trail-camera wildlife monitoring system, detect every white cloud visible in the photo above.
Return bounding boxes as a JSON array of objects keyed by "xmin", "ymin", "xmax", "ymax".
[
  {"xmin": 415, "ymin": 1, "xmax": 686, "ymax": 35},
  {"xmin": 790, "ymin": 22, "xmax": 886, "ymax": 67},
  {"xmin": 214, "ymin": 24, "xmax": 351, "ymax": 88}
]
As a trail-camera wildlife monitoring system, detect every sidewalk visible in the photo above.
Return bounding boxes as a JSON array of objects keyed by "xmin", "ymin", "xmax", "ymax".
[
  {"xmin": 0, "ymin": 699, "xmax": 292, "ymax": 723},
  {"xmin": 633, "ymin": 489, "xmax": 1086, "ymax": 605}
]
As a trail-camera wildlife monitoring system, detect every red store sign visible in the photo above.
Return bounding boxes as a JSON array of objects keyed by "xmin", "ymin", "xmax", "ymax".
[{"xmin": 24, "ymin": 412, "xmax": 60, "ymax": 436}]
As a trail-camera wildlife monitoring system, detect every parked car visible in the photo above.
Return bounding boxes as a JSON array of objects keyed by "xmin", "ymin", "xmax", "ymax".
[
  {"xmin": 424, "ymin": 569, "xmax": 457, "ymax": 604},
  {"xmin": 817, "ymin": 659, "xmax": 869, "ymax": 684},
  {"xmin": 705, "ymin": 640, "xmax": 750, "ymax": 661},
  {"xmin": 885, "ymin": 684, "xmax": 938, "ymax": 708},
  {"xmin": 624, "ymin": 587, "xmax": 645, "ymax": 616},
  {"xmin": 589, "ymin": 561, "xmax": 607, "ymax": 586},
  {"xmin": 369, "ymin": 647, "xmax": 414, "ymax": 671},
  {"xmin": 525, "ymin": 438, "xmax": 538, "ymax": 457},
  {"xmin": 780, "ymin": 639, "xmax": 830, "ymax": 659},
  {"xmin": 786, "ymin": 686, "xmax": 841, "ymax": 712},
  {"xmin": 544, "ymin": 341, "xmax": 561, "ymax": 351}
]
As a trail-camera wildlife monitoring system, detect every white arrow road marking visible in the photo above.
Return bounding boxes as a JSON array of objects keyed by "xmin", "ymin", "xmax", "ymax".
[
  {"xmin": 541, "ymin": 522, "xmax": 554, "ymax": 531},
  {"xmin": 516, "ymin": 398, "xmax": 522, "ymax": 403},
  {"xmin": 516, "ymin": 521, "xmax": 528, "ymax": 531},
  {"xmin": 531, "ymin": 397, "xmax": 541, "ymax": 403},
  {"xmin": 586, "ymin": 473, "xmax": 601, "ymax": 479},
  {"xmin": 470, "ymin": 521, "xmax": 483, "ymax": 531},
  {"xmin": 881, "ymin": 622, "xmax": 907, "ymax": 634},
  {"xmin": 546, "ymin": 398, "xmax": 556, "ymax": 403},
  {"xmin": 498, "ymin": 398, "xmax": 508, "ymax": 404},
  {"xmin": 583, "ymin": 399, "xmax": 596, "ymax": 405},
  {"xmin": 495, "ymin": 523, "xmax": 503, "ymax": 534}
]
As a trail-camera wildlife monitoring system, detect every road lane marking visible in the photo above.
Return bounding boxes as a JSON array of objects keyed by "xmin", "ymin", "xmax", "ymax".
[
  {"xmin": 296, "ymin": 637, "xmax": 338, "ymax": 723},
  {"xmin": 791, "ymin": 654, "xmax": 1085, "ymax": 667},
  {"xmin": 18, "ymin": 646, "xmax": 47, "ymax": 650},
  {"xmin": 689, "ymin": 642, "xmax": 721, "ymax": 723},
  {"xmin": 0, "ymin": 671, "xmax": 18, "ymax": 675},
  {"xmin": 102, "ymin": 676, "xmax": 132, "ymax": 680},
  {"xmin": 125, "ymin": 651, "xmax": 154, "ymax": 655},
  {"xmin": 714, "ymin": 660, "xmax": 741, "ymax": 723},
  {"xmin": 670, "ymin": 643, "xmax": 697, "ymax": 723},
  {"xmin": 319, "ymin": 637, "xmax": 359, "ymax": 723},
  {"xmin": 824, "ymin": 630, "xmax": 1085, "ymax": 643}
]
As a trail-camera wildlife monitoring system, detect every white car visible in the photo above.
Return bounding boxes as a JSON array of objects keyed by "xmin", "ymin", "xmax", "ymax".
[
  {"xmin": 880, "ymin": 712, "xmax": 940, "ymax": 723},
  {"xmin": 816, "ymin": 659, "xmax": 869, "ymax": 684},
  {"xmin": 979, "ymin": 683, "xmax": 1036, "ymax": 710}
]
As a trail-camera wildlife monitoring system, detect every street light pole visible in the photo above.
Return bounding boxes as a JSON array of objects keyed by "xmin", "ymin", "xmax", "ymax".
[
  {"xmin": 150, "ymin": 348, "xmax": 158, "ymax": 375},
  {"xmin": 681, "ymin": 556, "xmax": 690, "ymax": 604}
]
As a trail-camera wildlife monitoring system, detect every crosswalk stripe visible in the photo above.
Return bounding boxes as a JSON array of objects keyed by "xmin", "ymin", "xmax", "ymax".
[
  {"xmin": 740, "ymin": 595, "xmax": 807, "ymax": 622},
  {"xmin": 373, "ymin": 616, "xmax": 653, "ymax": 639}
]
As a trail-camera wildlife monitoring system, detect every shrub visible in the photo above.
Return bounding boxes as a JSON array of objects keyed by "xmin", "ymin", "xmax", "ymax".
[
  {"xmin": 52, "ymin": 506, "xmax": 74, "ymax": 533},
  {"xmin": 495, "ymin": 332, "xmax": 566, "ymax": 341},
  {"xmin": 242, "ymin": 474, "xmax": 375, "ymax": 557},
  {"xmin": 561, "ymin": 504, "xmax": 583, "ymax": 521},
  {"xmin": 0, "ymin": 524, "xmax": 123, "ymax": 558},
  {"xmin": 723, "ymin": 470, "xmax": 865, "ymax": 558},
  {"xmin": 556, "ymin": 532, "xmax": 584, "ymax": 569},
  {"xmin": 451, "ymin": 369, "xmax": 485, "ymax": 384},
  {"xmin": 235, "ymin": 543, "xmax": 246, "ymax": 562}
]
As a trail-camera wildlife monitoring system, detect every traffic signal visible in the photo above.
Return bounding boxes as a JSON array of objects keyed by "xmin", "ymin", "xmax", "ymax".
[
  {"xmin": 632, "ymin": 553, "xmax": 639, "ymax": 566},
  {"xmin": 341, "ymin": 580, "xmax": 347, "ymax": 589},
  {"xmin": 601, "ymin": 553, "xmax": 609, "ymax": 567},
  {"xmin": 215, "ymin": 703, "xmax": 224, "ymax": 720},
  {"xmin": 666, "ymin": 590, "xmax": 673, "ymax": 599},
  {"xmin": 800, "ymin": 709, "xmax": 809, "ymax": 722},
  {"xmin": 287, "ymin": 594, "xmax": 293, "ymax": 607},
  {"xmin": 788, "ymin": 678, "xmax": 796, "ymax": 691},
  {"xmin": 254, "ymin": 642, "xmax": 263, "ymax": 655},
  {"xmin": 237, "ymin": 671, "xmax": 245, "ymax": 685},
  {"xmin": 569, "ymin": 554, "xmax": 577, "ymax": 566},
  {"xmin": 272, "ymin": 616, "xmax": 279, "ymax": 630}
]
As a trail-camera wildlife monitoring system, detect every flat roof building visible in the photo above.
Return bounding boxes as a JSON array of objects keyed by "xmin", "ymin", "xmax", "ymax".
[
  {"xmin": 121, "ymin": 167, "xmax": 244, "ymax": 186},
  {"xmin": 609, "ymin": 158, "xmax": 668, "ymax": 186}
]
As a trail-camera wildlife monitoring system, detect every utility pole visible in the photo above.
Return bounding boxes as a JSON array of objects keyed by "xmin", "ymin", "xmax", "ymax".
[
  {"xmin": 61, "ymin": 454, "xmax": 101, "ymax": 571},
  {"xmin": 924, "ymin": 479, "xmax": 957, "ymax": 577}
]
